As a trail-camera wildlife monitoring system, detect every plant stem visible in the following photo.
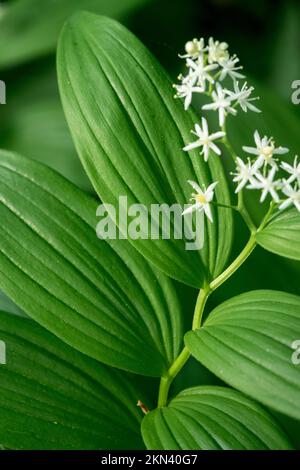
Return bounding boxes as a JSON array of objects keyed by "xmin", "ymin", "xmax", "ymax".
[
  {"xmin": 257, "ymin": 201, "xmax": 275, "ymax": 233},
  {"xmin": 155, "ymin": 123, "xmax": 276, "ymax": 410},
  {"xmin": 192, "ymin": 286, "xmax": 211, "ymax": 330},
  {"xmin": 157, "ymin": 287, "xmax": 210, "ymax": 408},
  {"xmin": 157, "ymin": 347, "xmax": 190, "ymax": 408},
  {"xmin": 209, "ymin": 233, "xmax": 257, "ymax": 290}
]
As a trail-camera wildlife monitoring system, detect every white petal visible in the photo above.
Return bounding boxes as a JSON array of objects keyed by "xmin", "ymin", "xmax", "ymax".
[
  {"xmin": 294, "ymin": 200, "xmax": 300, "ymax": 212},
  {"xmin": 270, "ymin": 187, "xmax": 280, "ymax": 202},
  {"xmin": 218, "ymin": 109, "xmax": 225, "ymax": 127},
  {"xmin": 201, "ymin": 117, "xmax": 209, "ymax": 135},
  {"xmin": 204, "ymin": 203, "xmax": 213, "ymax": 222},
  {"xmin": 279, "ymin": 198, "xmax": 293, "ymax": 210},
  {"xmin": 207, "ymin": 181, "xmax": 218, "ymax": 193},
  {"xmin": 183, "ymin": 141, "xmax": 201, "ymax": 152},
  {"xmin": 242, "ymin": 146, "xmax": 259, "ymax": 156},
  {"xmin": 246, "ymin": 102, "xmax": 261, "ymax": 113},
  {"xmin": 252, "ymin": 155, "xmax": 265, "ymax": 171},
  {"xmin": 210, "ymin": 142, "xmax": 221, "ymax": 155},
  {"xmin": 260, "ymin": 188, "xmax": 268, "ymax": 203},
  {"xmin": 280, "ymin": 161, "xmax": 293, "ymax": 173},
  {"xmin": 202, "ymin": 103, "xmax": 216, "ymax": 111},
  {"xmin": 235, "ymin": 178, "xmax": 247, "ymax": 193},
  {"xmin": 274, "ymin": 147, "xmax": 289, "ymax": 155},
  {"xmin": 184, "ymin": 93, "xmax": 192, "ymax": 110},
  {"xmin": 254, "ymin": 130, "xmax": 261, "ymax": 147},
  {"xmin": 194, "ymin": 123, "xmax": 202, "ymax": 136},
  {"xmin": 187, "ymin": 180, "xmax": 202, "ymax": 194},
  {"xmin": 182, "ymin": 203, "xmax": 199, "ymax": 215},
  {"xmin": 210, "ymin": 131, "xmax": 226, "ymax": 140}
]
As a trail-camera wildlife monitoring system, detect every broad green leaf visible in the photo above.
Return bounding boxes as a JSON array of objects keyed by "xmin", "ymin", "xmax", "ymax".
[
  {"xmin": 0, "ymin": 0, "xmax": 151, "ymax": 69},
  {"xmin": 256, "ymin": 209, "xmax": 300, "ymax": 261},
  {"xmin": 185, "ymin": 290, "xmax": 300, "ymax": 419},
  {"xmin": 0, "ymin": 310, "xmax": 151, "ymax": 450},
  {"xmin": 57, "ymin": 12, "xmax": 233, "ymax": 288},
  {"xmin": 141, "ymin": 386, "xmax": 292, "ymax": 450},
  {"xmin": 0, "ymin": 64, "xmax": 92, "ymax": 192},
  {"xmin": 0, "ymin": 290, "xmax": 24, "ymax": 317},
  {"xmin": 0, "ymin": 150, "xmax": 182, "ymax": 377}
]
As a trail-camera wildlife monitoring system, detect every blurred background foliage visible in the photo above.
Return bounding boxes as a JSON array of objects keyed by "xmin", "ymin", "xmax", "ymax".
[{"xmin": 0, "ymin": 0, "xmax": 299, "ymax": 448}]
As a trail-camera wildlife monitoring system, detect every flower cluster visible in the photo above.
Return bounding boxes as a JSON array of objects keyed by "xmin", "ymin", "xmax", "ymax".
[
  {"xmin": 174, "ymin": 37, "xmax": 260, "ymax": 125},
  {"xmin": 174, "ymin": 37, "xmax": 299, "ymax": 222},
  {"xmin": 234, "ymin": 131, "xmax": 300, "ymax": 211}
]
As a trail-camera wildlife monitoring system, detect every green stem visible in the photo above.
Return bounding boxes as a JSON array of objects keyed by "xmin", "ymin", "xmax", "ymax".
[
  {"xmin": 156, "ymin": 122, "xmax": 276, "ymax": 410},
  {"xmin": 210, "ymin": 233, "xmax": 257, "ymax": 290},
  {"xmin": 192, "ymin": 286, "xmax": 211, "ymax": 330},
  {"xmin": 257, "ymin": 201, "xmax": 275, "ymax": 233},
  {"xmin": 157, "ymin": 287, "xmax": 210, "ymax": 408},
  {"xmin": 157, "ymin": 347, "xmax": 190, "ymax": 408}
]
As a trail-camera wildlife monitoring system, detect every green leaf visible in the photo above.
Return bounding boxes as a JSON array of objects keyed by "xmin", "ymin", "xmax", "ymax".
[
  {"xmin": 141, "ymin": 386, "xmax": 292, "ymax": 450},
  {"xmin": 185, "ymin": 290, "xmax": 300, "ymax": 419},
  {"xmin": 0, "ymin": 0, "xmax": 151, "ymax": 69},
  {"xmin": 0, "ymin": 310, "xmax": 150, "ymax": 450},
  {"xmin": 0, "ymin": 290, "xmax": 24, "ymax": 317},
  {"xmin": 0, "ymin": 64, "xmax": 92, "ymax": 192},
  {"xmin": 0, "ymin": 150, "xmax": 182, "ymax": 377},
  {"xmin": 256, "ymin": 209, "xmax": 300, "ymax": 261},
  {"xmin": 57, "ymin": 12, "xmax": 233, "ymax": 288}
]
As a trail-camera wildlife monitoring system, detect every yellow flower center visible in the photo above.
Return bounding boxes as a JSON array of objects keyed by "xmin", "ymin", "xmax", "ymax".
[
  {"xmin": 196, "ymin": 194, "xmax": 206, "ymax": 204},
  {"xmin": 185, "ymin": 41, "xmax": 199, "ymax": 56},
  {"xmin": 262, "ymin": 145, "xmax": 274, "ymax": 158}
]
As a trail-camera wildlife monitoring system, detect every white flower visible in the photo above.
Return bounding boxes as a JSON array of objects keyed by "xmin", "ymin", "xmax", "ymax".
[
  {"xmin": 182, "ymin": 180, "xmax": 218, "ymax": 222},
  {"xmin": 243, "ymin": 130, "xmax": 289, "ymax": 170},
  {"xmin": 202, "ymin": 83, "xmax": 237, "ymax": 127},
  {"xmin": 183, "ymin": 117, "xmax": 225, "ymax": 161},
  {"xmin": 219, "ymin": 55, "xmax": 244, "ymax": 82},
  {"xmin": 279, "ymin": 183, "xmax": 300, "ymax": 212},
  {"xmin": 281, "ymin": 156, "xmax": 300, "ymax": 184},
  {"xmin": 173, "ymin": 80, "xmax": 204, "ymax": 110},
  {"xmin": 226, "ymin": 82, "xmax": 261, "ymax": 113},
  {"xmin": 208, "ymin": 37, "xmax": 229, "ymax": 64},
  {"xmin": 247, "ymin": 166, "xmax": 280, "ymax": 202},
  {"xmin": 186, "ymin": 57, "xmax": 218, "ymax": 90},
  {"xmin": 179, "ymin": 38, "xmax": 206, "ymax": 59},
  {"xmin": 232, "ymin": 157, "xmax": 257, "ymax": 193}
]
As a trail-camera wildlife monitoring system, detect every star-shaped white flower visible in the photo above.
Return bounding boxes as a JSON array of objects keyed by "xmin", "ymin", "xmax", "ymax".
[
  {"xmin": 207, "ymin": 37, "xmax": 229, "ymax": 64},
  {"xmin": 183, "ymin": 117, "xmax": 225, "ymax": 161},
  {"xmin": 202, "ymin": 83, "xmax": 237, "ymax": 126},
  {"xmin": 182, "ymin": 180, "xmax": 218, "ymax": 222},
  {"xmin": 186, "ymin": 57, "xmax": 218, "ymax": 90},
  {"xmin": 173, "ymin": 80, "xmax": 204, "ymax": 110},
  {"xmin": 279, "ymin": 182, "xmax": 300, "ymax": 212},
  {"xmin": 179, "ymin": 38, "xmax": 206, "ymax": 59},
  {"xmin": 243, "ymin": 130, "xmax": 289, "ymax": 170},
  {"xmin": 219, "ymin": 55, "xmax": 245, "ymax": 82},
  {"xmin": 247, "ymin": 166, "xmax": 280, "ymax": 202},
  {"xmin": 226, "ymin": 82, "xmax": 261, "ymax": 113},
  {"xmin": 232, "ymin": 157, "xmax": 257, "ymax": 193},
  {"xmin": 281, "ymin": 156, "xmax": 300, "ymax": 185}
]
